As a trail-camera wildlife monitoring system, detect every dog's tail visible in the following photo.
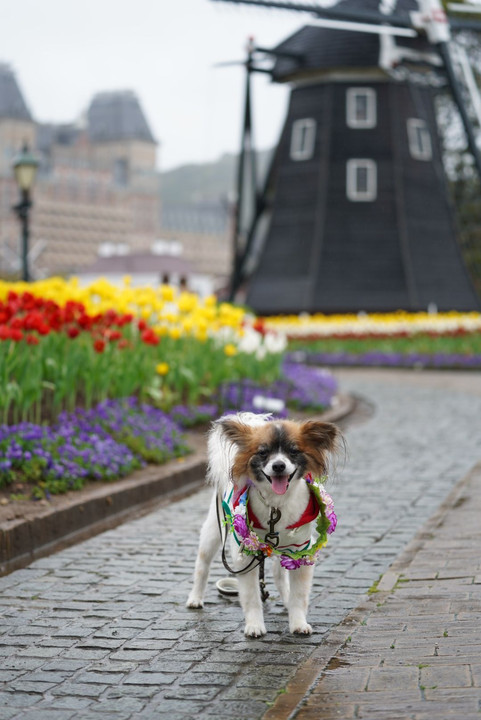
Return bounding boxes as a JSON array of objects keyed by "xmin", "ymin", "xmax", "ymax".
[{"xmin": 206, "ymin": 412, "xmax": 272, "ymax": 494}]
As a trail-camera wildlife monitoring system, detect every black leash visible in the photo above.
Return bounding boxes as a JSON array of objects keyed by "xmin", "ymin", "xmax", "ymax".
[
  {"xmin": 258, "ymin": 556, "xmax": 269, "ymax": 602},
  {"xmin": 216, "ymin": 492, "xmax": 281, "ymax": 603},
  {"xmin": 216, "ymin": 493, "xmax": 261, "ymax": 577}
]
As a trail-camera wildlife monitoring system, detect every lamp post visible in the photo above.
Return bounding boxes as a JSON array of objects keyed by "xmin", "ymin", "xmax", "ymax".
[{"xmin": 12, "ymin": 143, "xmax": 39, "ymax": 282}]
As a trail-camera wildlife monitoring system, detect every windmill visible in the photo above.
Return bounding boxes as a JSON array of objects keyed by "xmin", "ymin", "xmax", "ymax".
[{"xmin": 213, "ymin": 0, "xmax": 481, "ymax": 313}]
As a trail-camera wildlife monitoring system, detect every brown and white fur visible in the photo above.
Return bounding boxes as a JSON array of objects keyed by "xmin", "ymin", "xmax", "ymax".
[{"xmin": 186, "ymin": 412, "xmax": 340, "ymax": 637}]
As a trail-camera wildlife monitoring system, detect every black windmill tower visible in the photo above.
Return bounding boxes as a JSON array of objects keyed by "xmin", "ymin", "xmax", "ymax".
[{"xmin": 213, "ymin": 0, "xmax": 481, "ymax": 313}]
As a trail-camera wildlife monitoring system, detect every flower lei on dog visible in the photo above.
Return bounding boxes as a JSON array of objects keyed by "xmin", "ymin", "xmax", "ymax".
[{"xmin": 222, "ymin": 474, "xmax": 337, "ymax": 570}]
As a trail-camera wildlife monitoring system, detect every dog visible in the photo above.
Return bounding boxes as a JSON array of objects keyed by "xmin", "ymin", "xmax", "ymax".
[{"xmin": 186, "ymin": 412, "xmax": 340, "ymax": 637}]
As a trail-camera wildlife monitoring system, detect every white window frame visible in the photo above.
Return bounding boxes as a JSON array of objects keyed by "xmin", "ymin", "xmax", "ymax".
[
  {"xmin": 346, "ymin": 159, "xmax": 377, "ymax": 202},
  {"xmin": 290, "ymin": 118, "xmax": 316, "ymax": 161},
  {"xmin": 407, "ymin": 118, "xmax": 432, "ymax": 161},
  {"xmin": 346, "ymin": 87, "xmax": 377, "ymax": 129}
]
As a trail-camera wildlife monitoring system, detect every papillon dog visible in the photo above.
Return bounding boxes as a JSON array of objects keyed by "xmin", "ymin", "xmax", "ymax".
[{"xmin": 187, "ymin": 412, "xmax": 340, "ymax": 637}]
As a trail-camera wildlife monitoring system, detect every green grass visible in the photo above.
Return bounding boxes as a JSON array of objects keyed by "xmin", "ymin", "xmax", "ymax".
[{"xmin": 289, "ymin": 332, "xmax": 481, "ymax": 356}]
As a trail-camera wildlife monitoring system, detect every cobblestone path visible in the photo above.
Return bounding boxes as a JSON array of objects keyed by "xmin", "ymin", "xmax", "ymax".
[{"xmin": 0, "ymin": 370, "xmax": 480, "ymax": 720}]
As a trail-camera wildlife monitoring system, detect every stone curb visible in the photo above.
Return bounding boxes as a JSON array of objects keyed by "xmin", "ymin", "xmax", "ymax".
[
  {"xmin": 262, "ymin": 460, "xmax": 481, "ymax": 720},
  {"xmin": 0, "ymin": 393, "xmax": 355, "ymax": 577}
]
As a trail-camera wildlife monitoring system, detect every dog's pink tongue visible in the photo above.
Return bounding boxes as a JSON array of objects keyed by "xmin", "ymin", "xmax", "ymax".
[{"xmin": 270, "ymin": 476, "xmax": 289, "ymax": 495}]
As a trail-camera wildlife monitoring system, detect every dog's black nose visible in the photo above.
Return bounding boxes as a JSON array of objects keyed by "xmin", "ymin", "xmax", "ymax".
[{"xmin": 272, "ymin": 461, "xmax": 286, "ymax": 474}]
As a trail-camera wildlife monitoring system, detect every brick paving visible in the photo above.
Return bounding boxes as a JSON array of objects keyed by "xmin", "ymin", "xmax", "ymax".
[
  {"xmin": 282, "ymin": 461, "xmax": 481, "ymax": 720},
  {"xmin": 0, "ymin": 369, "xmax": 480, "ymax": 719}
]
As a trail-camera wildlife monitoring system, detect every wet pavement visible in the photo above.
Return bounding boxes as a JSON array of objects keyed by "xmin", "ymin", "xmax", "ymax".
[{"xmin": 0, "ymin": 369, "xmax": 480, "ymax": 719}]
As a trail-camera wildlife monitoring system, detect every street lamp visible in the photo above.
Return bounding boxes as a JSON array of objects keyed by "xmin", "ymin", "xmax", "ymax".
[{"xmin": 12, "ymin": 142, "xmax": 39, "ymax": 282}]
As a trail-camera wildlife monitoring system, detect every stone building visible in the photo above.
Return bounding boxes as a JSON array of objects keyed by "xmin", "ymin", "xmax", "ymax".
[
  {"xmin": 0, "ymin": 63, "xmax": 233, "ymax": 292},
  {"xmin": 160, "ymin": 203, "xmax": 233, "ymax": 295},
  {"xmin": 0, "ymin": 63, "xmax": 161, "ymax": 278}
]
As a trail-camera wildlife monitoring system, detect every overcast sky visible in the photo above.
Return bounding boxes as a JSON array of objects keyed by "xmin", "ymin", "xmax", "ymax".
[{"xmin": 0, "ymin": 0, "xmax": 334, "ymax": 171}]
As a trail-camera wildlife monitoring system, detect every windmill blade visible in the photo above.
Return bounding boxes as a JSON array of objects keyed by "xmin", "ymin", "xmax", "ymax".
[
  {"xmin": 210, "ymin": 0, "xmax": 413, "ymax": 31},
  {"xmin": 230, "ymin": 44, "xmax": 260, "ymax": 299},
  {"xmin": 448, "ymin": 3, "xmax": 481, "ymax": 13},
  {"xmin": 214, "ymin": 59, "xmax": 273, "ymax": 74},
  {"xmin": 214, "ymin": 60, "xmax": 246, "ymax": 67},
  {"xmin": 307, "ymin": 17, "xmax": 417, "ymax": 37},
  {"xmin": 451, "ymin": 41, "xmax": 481, "ymax": 128},
  {"xmin": 437, "ymin": 41, "xmax": 481, "ymax": 183}
]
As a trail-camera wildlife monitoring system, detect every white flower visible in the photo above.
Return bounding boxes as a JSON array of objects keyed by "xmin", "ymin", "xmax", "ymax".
[
  {"xmin": 263, "ymin": 332, "xmax": 287, "ymax": 354},
  {"xmin": 237, "ymin": 328, "xmax": 262, "ymax": 354}
]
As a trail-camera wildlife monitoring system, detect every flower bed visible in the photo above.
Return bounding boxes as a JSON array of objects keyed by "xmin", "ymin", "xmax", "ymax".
[
  {"xmin": 262, "ymin": 311, "xmax": 481, "ymax": 338},
  {"xmin": 0, "ymin": 279, "xmax": 352, "ymax": 503},
  {"xmin": 287, "ymin": 349, "xmax": 481, "ymax": 369},
  {"xmin": 0, "ymin": 398, "xmax": 189, "ymax": 498},
  {"xmin": 216, "ymin": 361, "xmax": 338, "ymax": 416},
  {"xmin": 260, "ymin": 311, "xmax": 481, "ymax": 369},
  {"xmin": 0, "ymin": 359, "xmax": 339, "ymax": 500},
  {"xmin": 0, "ymin": 279, "xmax": 287, "ymax": 423}
]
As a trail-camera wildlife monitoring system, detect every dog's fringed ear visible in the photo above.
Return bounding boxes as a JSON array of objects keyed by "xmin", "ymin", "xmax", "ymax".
[
  {"xmin": 218, "ymin": 417, "xmax": 253, "ymax": 450},
  {"xmin": 206, "ymin": 416, "xmax": 254, "ymax": 490},
  {"xmin": 301, "ymin": 421, "xmax": 339, "ymax": 453},
  {"xmin": 299, "ymin": 421, "xmax": 340, "ymax": 476}
]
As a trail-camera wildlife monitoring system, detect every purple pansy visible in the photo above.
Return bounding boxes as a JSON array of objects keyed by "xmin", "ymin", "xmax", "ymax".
[
  {"xmin": 0, "ymin": 397, "xmax": 189, "ymax": 495},
  {"xmin": 233, "ymin": 514, "xmax": 249, "ymax": 539},
  {"xmin": 286, "ymin": 350, "xmax": 481, "ymax": 370},
  {"xmin": 216, "ymin": 361, "xmax": 338, "ymax": 416},
  {"xmin": 280, "ymin": 555, "xmax": 316, "ymax": 570},
  {"xmin": 327, "ymin": 511, "xmax": 337, "ymax": 534}
]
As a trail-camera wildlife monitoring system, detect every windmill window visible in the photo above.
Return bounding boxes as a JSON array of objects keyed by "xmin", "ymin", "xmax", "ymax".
[
  {"xmin": 346, "ymin": 88, "xmax": 377, "ymax": 129},
  {"xmin": 407, "ymin": 119, "xmax": 432, "ymax": 160},
  {"xmin": 346, "ymin": 159, "xmax": 377, "ymax": 202},
  {"xmin": 290, "ymin": 118, "xmax": 316, "ymax": 161}
]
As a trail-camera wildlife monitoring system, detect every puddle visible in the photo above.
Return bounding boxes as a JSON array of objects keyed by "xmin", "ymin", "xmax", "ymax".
[{"xmin": 325, "ymin": 656, "xmax": 350, "ymax": 671}]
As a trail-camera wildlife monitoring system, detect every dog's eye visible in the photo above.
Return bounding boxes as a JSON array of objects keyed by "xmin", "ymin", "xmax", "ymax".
[
  {"xmin": 288, "ymin": 447, "xmax": 300, "ymax": 458},
  {"xmin": 257, "ymin": 447, "xmax": 269, "ymax": 460}
]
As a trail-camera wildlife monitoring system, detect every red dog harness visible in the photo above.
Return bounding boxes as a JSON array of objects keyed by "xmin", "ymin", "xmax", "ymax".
[{"xmin": 232, "ymin": 485, "xmax": 320, "ymax": 530}]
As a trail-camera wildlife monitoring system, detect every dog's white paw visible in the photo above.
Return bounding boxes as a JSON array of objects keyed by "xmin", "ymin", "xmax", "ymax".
[
  {"xmin": 244, "ymin": 622, "xmax": 266, "ymax": 637},
  {"xmin": 291, "ymin": 622, "xmax": 312, "ymax": 635},
  {"xmin": 186, "ymin": 595, "xmax": 204, "ymax": 609}
]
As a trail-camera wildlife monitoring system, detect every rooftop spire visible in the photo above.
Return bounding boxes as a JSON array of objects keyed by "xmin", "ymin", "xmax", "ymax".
[
  {"xmin": 0, "ymin": 63, "xmax": 33, "ymax": 122},
  {"xmin": 87, "ymin": 90, "xmax": 156, "ymax": 144}
]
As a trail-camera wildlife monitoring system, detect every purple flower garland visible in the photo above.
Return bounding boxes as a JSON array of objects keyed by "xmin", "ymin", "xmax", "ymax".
[{"xmin": 225, "ymin": 478, "xmax": 337, "ymax": 570}]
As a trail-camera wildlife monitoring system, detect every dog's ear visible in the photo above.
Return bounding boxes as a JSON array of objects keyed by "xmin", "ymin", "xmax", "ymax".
[
  {"xmin": 299, "ymin": 421, "xmax": 340, "ymax": 475},
  {"xmin": 207, "ymin": 417, "xmax": 255, "ymax": 488},
  {"xmin": 300, "ymin": 421, "xmax": 339, "ymax": 453},
  {"xmin": 217, "ymin": 417, "xmax": 253, "ymax": 450}
]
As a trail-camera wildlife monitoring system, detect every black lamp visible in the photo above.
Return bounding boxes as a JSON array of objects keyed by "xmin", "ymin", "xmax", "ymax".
[{"xmin": 12, "ymin": 143, "xmax": 39, "ymax": 282}]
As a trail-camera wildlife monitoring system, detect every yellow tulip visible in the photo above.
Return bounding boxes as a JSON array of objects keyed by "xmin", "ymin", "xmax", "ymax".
[
  {"xmin": 224, "ymin": 343, "xmax": 237, "ymax": 357},
  {"xmin": 154, "ymin": 325, "xmax": 169, "ymax": 337},
  {"xmin": 196, "ymin": 329, "xmax": 208, "ymax": 343},
  {"xmin": 156, "ymin": 362, "xmax": 170, "ymax": 376},
  {"xmin": 169, "ymin": 327, "xmax": 182, "ymax": 340},
  {"xmin": 160, "ymin": 284, "xmax": 175, "ymax": 302}
]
